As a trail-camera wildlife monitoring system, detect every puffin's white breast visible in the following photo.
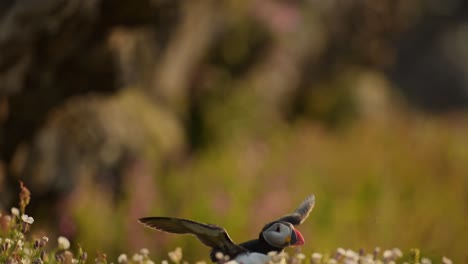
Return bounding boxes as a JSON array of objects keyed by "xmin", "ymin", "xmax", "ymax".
[{"xmin": 226, "ymin": 252, "xmax": 272, "ymax": 264}]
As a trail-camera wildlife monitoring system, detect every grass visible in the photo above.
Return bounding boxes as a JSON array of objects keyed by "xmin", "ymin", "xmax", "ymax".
[{"xmin": 0, "ymin": 183, "xmax": 455, "ymax": 264}]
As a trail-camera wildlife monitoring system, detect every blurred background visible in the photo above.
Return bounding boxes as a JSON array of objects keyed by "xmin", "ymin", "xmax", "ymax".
[{"xmin": 1, "ymin": 0, "xmax": 468, "ymax": 262}]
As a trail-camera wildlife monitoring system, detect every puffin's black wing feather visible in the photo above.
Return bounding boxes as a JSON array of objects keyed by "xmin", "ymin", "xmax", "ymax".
[
  {"xmin": 275, "ymin": 195, "xmax": 315, "ymax": 225},
  {"xmin": 138, "ymin": 217, "xmax": 247, "ymax": 257}
]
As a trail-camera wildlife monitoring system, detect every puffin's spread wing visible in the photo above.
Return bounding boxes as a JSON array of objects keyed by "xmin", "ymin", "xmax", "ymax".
[
  {"xmin": 139, "ymin": 217, "xmax": 246, "ymax": 256},
  {"xmin": 275, "ymin": 195, "xmax": 315, "ymax": 225}
]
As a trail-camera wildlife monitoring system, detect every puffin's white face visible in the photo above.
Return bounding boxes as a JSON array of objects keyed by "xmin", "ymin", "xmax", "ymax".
[{"xmin": 262, "ymin": 222, "xmax": 293, "ymax": 247}]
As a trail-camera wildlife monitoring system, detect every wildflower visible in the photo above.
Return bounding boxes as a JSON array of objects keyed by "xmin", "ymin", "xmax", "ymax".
[
  {"xmin": 271, "ymin": 252, "xmax": 288, "ymax": 264},
  {"xmin": 118, "ymin": 254, "xmax": 128, "ymax": 263},
  {"xmin": 360, "ymin": 254, "xmax": 374, "ymax": 264},
  {"xmin": 373, "ymin": 247, "xmax": 380, "ymax": 259},
  {"xmin": 133, "ymin": 253, "xmax": 143, "ymax": 262},
  {"xmin": 168, "ymin": 247, "xmax": 183, "ymax": 263},
  {"xmin": 140, "ymin": 248, "xmax": 150, "ymax": 256},
  {"xmin": 337, "ymin": 248, "xmax": 346, "ymax": 256},
  {"xmin": 81, "ymin": 252, "xmax": 88, "ymax": 262},
  {"xmin": 19, "ymin": 181, "xmax": 31, "ymax": 213},
  {"xmin": 162, "ymin": 260, "xmax": 169, "ymax": 264},
  {"xmin": 34, "ymin": 239, "xmax": 40, "ymax": 249},
  {"xmin": 421, "ymin": 258, "xmax": 432, "ymax": 264},
  {"xmin": 39, "ymin": 236, "xmax": 49, "ymax": 248},
  {"xmin": 1, "ymin": 243, "xmax": 7, "ymax": 252},
  {"xmin": 442, "ymin": 257, "xmax": 452, "ymax": 264},
  {"xmin": 383, "ymin": 250, "xmax": 393, "ymax": 260},
  {"xmin": 295, "ymin": 253, "xmax": 306, "ymax": 260},
  {"xmin": 17, "ymin": 239, "xmax": 24, "ymax": 250},
  {"xmin": 215, "ymin": 252, "xmax": 225, "ymax": 260},
  {"xmin": 11, "ymin": 207, "xmax": 20, "ymax": 216},
  {"xmin": 345, "ymin": 249, "xmax": 358, "ymax": 261},
  {"xmin": 311, "ymin": 253, "xmax": 322, "ymax": 264},
  {"xmin": 145, "ymin": 261, "xmax": 155, "ymax": 264},
  {"xmin": 21, "ymin": 214, "xmax": 34, "ymax": 224},
  {"xmin": 392, "ymin": 248, "xmax": 402, "ymax": 258},
  {"xmin": 22, "ymin": 257, "xmax": 31, "ymax": 264},
  {"xmin": 57, "ymin": 236, "xmax": 70, "ymax": 250}
]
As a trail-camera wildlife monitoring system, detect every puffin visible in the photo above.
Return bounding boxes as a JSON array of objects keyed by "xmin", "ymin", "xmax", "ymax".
[{"xmin": 138, "ymin": 195, "xmax": 315, "ymax": 263}]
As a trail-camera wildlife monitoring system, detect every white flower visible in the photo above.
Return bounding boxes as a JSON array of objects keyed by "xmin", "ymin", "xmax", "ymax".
[
  {"xmin": 345, "ymin": 249, "xmax": 359, "ymax": 260},
  {"xmin": 360, "ymin": 254, "xmax": 374, "ymax": 264},
  {"xmin": 311, "ymin": 253, "xmax": 322, "ymax": 262},
  {"xmin": 383, "ymin": 250, "xmax": 393, "ymax": 259},
  {"xmin": 162, "ymin": 260, "xmax": 169, "ymax": 264},
  {"xmin": 21, "ymin": 214, "xmax": 34, "ymax": 224},
  {"xmin": 118, "ymin": 254, "xmax": 128, "ymax": 263},
  {"xmin": 21, "ymin": 258, "xmax": 30, "ymax": 264},
  {"xmin": 42, "ymin": 236, "xmax": 49, "ymax": 242},
  {"xmin": 17, "ymin": 239, "xmax": 24, "ymax": 249},
  {"xmin": 215, "ymin": 252, "xmax": 225, "ymax": 260},
  {"xmin": 145, "ymin": 261, "xmax": 155, "ymax": 264},
  {"xmin": 168, "ymin": 247, "xmax": 183, "ymax": 263},
  {"xmin": 296, "ymin": 253, "xmax": 306, "ymax": 260},
  {"xmin": 133, "ymin": 254, "xmax": 143, "ymax": 262},
  {"xmin": 11, "ymin": 207, "xmax": 20, "ymax": 216},
  {"xmin": 442, "ymin": 256, "xmax": 452, "ymax": 264},
  {"xmin": 337, "ymin": 248, "xmax": 346, "ymax": 256},
  {"xmin": 57, "ymin": 236, "xmax": 70, "ymax": 250},
  {"xmin": 140, "ymin": 248, "xmax": 150, "ymax": 256},
  {"xmin": 392, "ymin": 248, "xmax": 402, "ymax": 258},
  {"xmin": 421, "ymin": 258, "xmax": 432, "ymax": 264}
]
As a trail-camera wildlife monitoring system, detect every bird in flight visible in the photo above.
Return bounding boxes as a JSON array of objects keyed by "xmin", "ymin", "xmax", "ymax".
[{"xmin": 139, "ymin": 195, "xmax": 315, "ymax": 263}]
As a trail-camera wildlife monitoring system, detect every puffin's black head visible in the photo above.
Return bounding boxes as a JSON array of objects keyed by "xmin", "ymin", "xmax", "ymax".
[{"xmin": 260, "ymin": 221, "xmax": 305, "ymax": 248}]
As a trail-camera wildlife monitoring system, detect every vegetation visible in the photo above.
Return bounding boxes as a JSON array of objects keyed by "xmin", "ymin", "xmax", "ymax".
[
  {"xmin": 0, "ymin": 180, "xmax": 458, "ymax": 264},
  {"xmin": 1, "ymin": 1, "xmax": 467, "ymax": 264}
]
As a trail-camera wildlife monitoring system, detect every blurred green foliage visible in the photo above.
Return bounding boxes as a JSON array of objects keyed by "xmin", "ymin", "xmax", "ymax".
[{"xmin": 69, "ymin": 104, "xmax": 468, "ymax": 263}]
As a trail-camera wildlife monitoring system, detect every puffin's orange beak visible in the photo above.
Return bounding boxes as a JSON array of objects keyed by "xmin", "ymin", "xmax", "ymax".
[{"xmin": 291, "ymin": 228, "xmax": 305, "ymax": 246}]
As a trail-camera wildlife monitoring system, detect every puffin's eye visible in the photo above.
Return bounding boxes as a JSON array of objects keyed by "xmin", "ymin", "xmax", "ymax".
[{"xmin": 275, "ymin": 225, "xmax": 280, "ymax": 232}]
